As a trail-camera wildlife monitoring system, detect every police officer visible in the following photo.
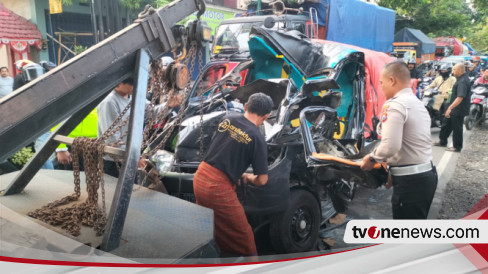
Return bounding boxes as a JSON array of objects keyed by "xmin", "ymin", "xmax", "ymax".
[{"xmin": 361, "ymin": 61, "xmax": 438, "ymax": 219}]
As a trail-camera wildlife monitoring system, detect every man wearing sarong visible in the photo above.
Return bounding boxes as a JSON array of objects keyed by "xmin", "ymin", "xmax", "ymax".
[{"xmin": 193, "ymin": 93, "xmax": 274, "ymax": 258}]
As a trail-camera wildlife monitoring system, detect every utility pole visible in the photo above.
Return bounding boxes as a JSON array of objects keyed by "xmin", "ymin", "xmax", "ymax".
[
  {"xmin": 97, "ymin": 0, "xmax": 105, "ymax": 41},
  {"xmin": 90, "ymin": 0, "xmax": 99, "ymax": 43}
]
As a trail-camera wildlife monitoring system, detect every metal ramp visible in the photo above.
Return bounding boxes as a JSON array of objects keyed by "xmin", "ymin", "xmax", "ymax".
[{"xmin": 0, "ymin": 0, "xmax": 216, "ymax": 257}]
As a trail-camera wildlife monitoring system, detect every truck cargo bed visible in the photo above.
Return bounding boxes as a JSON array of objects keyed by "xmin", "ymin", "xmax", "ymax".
[{"xmin": 0, "ymin": 170, "xmax": 216, "ymax": 262}]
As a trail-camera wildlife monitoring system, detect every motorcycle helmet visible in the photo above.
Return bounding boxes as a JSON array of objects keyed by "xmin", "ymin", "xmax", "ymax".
[
  {"xmin": 21, "ymin": 63, "xmax": 44, "ymax": 83},
  {"xmin": 14, "ymin": 59, "xmax": 34, "ymax": 73},
  {"xmin": 439, "ymin": 63, "xmax": 452, "ymax": 78}
]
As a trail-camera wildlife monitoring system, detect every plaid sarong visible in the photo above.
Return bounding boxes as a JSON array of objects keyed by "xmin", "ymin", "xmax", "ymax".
[{"xmin": 193, "ymin": 161, "xmax": 257, "ymax": 256}]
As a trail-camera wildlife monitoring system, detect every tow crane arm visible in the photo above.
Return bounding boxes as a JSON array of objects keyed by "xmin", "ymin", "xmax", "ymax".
[{"xmin": 0, "ymin": 0, "xmax": 209, "ymax": 253}]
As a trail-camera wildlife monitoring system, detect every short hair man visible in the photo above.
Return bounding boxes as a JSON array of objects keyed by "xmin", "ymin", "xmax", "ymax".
[
  {"xmin": 97, "ymin": 78, "xmax": 166, "ymax": 177},
  {"xmin": 193, "ymin": 92, "xmax": 273, "ymax": 258},
  {"xmin": 361, "ymin": 61, "xmax": 437, "ymax": 219},
  {"xmin": 0, "ymin": 66, "xmax": 14, "ymax": 98},
  {"xmin": 434, "ymin": 63, "xmax": 471, "ymax": 152},
  {"xmin": 97, "ymin": 78, "xmax": 135, "ymax": 177}
]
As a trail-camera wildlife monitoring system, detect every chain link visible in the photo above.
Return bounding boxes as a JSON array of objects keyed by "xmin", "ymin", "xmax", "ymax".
[
  {"xmin": 197, "ymin": 49, "xmax": 205, "ymax": 161},
  {"xmin": 28, "ymin": 42, "xmax": 204, "ymax": 236},
  {"xmin": 28, "ymin": 137, "xmax": 107, "ymax": 237},
  {"xmin": 142, "ymin": 44, "xmax": 199, "ymax": 158}
]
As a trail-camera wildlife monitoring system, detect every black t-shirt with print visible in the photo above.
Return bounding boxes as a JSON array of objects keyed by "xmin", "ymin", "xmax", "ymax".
[{"xmin": 204, "ymin": 114, "xmax": 268, "ymax": 184}]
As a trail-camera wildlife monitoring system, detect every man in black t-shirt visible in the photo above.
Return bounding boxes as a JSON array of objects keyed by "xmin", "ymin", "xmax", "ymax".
[
  {"xmin": 434, "ymin": 63, "xmax": 471, "ymax": 152},
  {"xmin": 193, "ymin": 93, "xmax": 273, "ymax": 258}
]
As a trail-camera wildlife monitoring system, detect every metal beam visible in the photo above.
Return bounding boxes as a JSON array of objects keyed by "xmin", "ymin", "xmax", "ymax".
[
  {"xmin": 0, "ymin": 0, "xmax": 201, "ymax": 162},
  {"xmin": 101, "ymin": 49, "xmax": 150, "ymax": 251},
  {"xmin": 53, "ymin": 135, "xmax": 125, "ymax": 158},
  {"xmin": 2, "ymin": 95, "xmax": 107, "ymax": 196},
  {"xmin": 0, "ymin": 54, "xmax": 136, "ymax": 163}
]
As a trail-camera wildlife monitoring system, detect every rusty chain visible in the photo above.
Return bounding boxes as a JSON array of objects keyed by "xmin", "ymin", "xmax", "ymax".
[
  {"xmin": 141, "ymin": 44, "xmax": 198, "ymax": 158},
  {"xmin": 28, "ymin": 137, "xmax": 107, "ymax": 237},
  {"xmin": 27, "ymin": 42, "xmax": 203, "ymax": 236},
  {"xmin": 197, "ymin": 48, "xmax": 205, "ymax": 161}
]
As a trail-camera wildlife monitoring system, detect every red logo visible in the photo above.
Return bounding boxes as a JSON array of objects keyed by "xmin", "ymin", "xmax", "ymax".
[{"xmin": 368, "ymin": 226, "xmax": 380, "ymax": 239}]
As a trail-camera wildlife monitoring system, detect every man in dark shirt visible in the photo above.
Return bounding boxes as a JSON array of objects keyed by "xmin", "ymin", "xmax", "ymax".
[
  {"xmin": 434, "ymin": 63, "xmax": 471, "ymax": 152},
  {"xmin": 408, "ymin": 60, "xmax": 422, "ymax": 82},
  {"xmin": 193, "ymin": 93, "xmax": 273, "ymax": 259}
]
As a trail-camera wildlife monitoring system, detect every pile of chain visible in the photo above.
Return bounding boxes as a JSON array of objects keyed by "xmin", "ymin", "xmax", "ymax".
[{"xmin": 28, "ymin": 138, "xmax": 107, "ymax": 237}]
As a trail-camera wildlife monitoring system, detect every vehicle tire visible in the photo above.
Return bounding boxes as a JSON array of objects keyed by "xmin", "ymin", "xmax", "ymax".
[
  {"xmin": 464, "ymin": 115, "xmax": 474, "ymax": 130},
  {"xmin": 269, "ymin": 189, "xmax": 320, "ymax": 254}
]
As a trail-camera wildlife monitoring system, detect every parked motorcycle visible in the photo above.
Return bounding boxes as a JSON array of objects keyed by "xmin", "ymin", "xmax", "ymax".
[
  {"xmin": 422, "ymin": 87, "xmax": 444, "ymax": 127},
  {"xmin": 464, "ymin": 84, "xmax": 488, "ymax": 130}
]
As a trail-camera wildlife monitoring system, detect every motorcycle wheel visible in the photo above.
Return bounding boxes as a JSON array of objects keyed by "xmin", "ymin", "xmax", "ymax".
[
  {"xmin": 269, "ymin": 189, "xmax": 320, "ymax": 254},
  {"xmin": 464, "ymin": 114, "xmax": 474, "ymax": 130}
]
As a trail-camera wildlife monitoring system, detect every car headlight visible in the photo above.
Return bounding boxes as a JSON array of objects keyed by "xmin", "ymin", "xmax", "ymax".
[{"xmin": 151, "ymin": 150, "xmax": 174, "ymax": 176}]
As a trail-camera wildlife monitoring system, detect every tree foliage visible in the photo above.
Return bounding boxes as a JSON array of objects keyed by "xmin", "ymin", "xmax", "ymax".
[
  {"xmin": 397, "ymin": 0, "xmax": 472, "ymax": 37},
  {"xmin": 471, "ymin": 0, "xmax": 488, "ymax": 11},
  {"xmin": 377, "ymin": 0, "xmax": 430, "ymax": 16},
  {"xmin": 468, "ymin": 18, "xmax": 488, "ymax": 53},
  {"xmin": 379, "ymin": 0, "xmax": 488, "ymax": 53}
]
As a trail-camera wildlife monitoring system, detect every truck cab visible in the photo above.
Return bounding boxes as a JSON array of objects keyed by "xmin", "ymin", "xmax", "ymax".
[{"xmin": 212, "ymin": 14, "xmax": 315, "ymax": 59}]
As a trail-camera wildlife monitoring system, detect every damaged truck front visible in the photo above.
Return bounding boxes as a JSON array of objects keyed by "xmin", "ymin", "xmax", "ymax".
[{"xmin": 152, "ymin": 27, "xmax": 393, "ymax": 253}]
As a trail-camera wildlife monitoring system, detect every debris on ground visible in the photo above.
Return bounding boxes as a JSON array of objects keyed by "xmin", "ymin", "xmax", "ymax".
[
  {"xmin": 322, "ymin": 238, "xmax": 337, "ymax": 247},
  {"xmin": 329, "ymin": 213, "xmax": 347, "ymax": 225}
]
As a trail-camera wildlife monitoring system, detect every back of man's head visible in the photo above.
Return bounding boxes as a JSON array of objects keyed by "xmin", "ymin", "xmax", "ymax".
[
  {"xmin": 121, "ymin": 77, "xmax": 134, "ymax": 85},
  {"xmin": 454, "ymin": 63, "xmax": 465, "ymax": 72},
  {"xmin": 383, "ymin": 61, "xmax": 411, "ymax": 84},
  {"xmin": 247, "ymin": 93, "xmax": 274, "ymax": 117}
]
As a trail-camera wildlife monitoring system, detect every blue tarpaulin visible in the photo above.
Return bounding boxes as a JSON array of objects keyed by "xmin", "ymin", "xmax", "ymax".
[
  {"xmin": 324, "ymin": 0, "xmax": 395, "ymax": 52},
  {"xmin": 394, "ymin": 28, "xmax": 436, "ymax": 54}
]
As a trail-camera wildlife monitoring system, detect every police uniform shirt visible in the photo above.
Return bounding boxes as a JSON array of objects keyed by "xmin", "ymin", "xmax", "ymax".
[{"xmin": 371, "ymin": 88, "xmax": 432, "ymax": 166}]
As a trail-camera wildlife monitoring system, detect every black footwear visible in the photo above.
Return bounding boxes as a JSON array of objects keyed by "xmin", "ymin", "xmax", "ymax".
[
  {"xmin": 433, "ymin": 141, "xmax": 447, "ymax": 147},
  {"xmin": 446, "ymin": 147, "xmax": 461, "ymax": 152}
]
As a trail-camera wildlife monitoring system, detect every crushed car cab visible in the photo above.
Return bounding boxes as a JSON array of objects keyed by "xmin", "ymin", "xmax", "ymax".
[{"xmin": 152, "ymin": 27, "xmax": 394, "ymax": 253}]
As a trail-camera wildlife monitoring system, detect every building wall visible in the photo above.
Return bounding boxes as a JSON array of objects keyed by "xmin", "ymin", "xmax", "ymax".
[
  {"xmin": 2, "ymin": 0, "xmax": 127, "ymax": 64},
  {"xmin": 2, "ymin": 0, "xmax": 32, "ymax": 20},
  {"xmin": 33, "ymin": 0, "xmax": 94, "ymax": 62},
  {"xmin": 236, "ymin": 0, "xmax": 247, "ymax": 10},
  {"xmin": 0, "ymin": 46, "xmax": 10, "ymax": 73}
]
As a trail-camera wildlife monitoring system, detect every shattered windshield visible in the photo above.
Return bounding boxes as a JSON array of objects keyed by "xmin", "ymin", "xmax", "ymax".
[
  {"xmin": 214, "ymin": 22, "xmax": 264, "ymax": 54},
  {"xmin": 213, "ymin": 20, "xmax": 305, "ymax": 55}
]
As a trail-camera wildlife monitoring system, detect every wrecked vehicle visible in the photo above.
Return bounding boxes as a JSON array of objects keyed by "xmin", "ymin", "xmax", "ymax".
[{"xmin": 152, "ymin": 27, "xmax": 394, "ymax": 254}]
